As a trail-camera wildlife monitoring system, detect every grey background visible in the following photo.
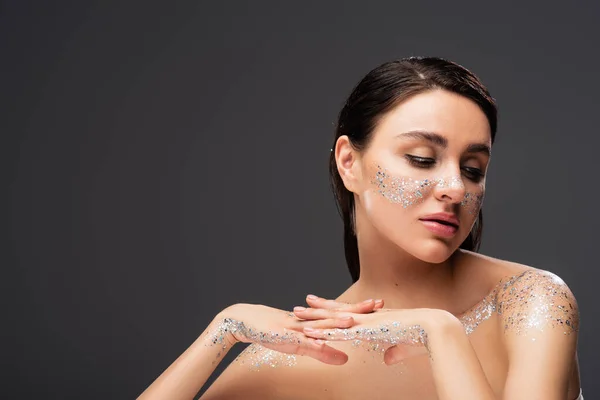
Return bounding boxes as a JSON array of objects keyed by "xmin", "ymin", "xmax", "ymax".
[{"xmin": 3, "ymin": 1, "xmax": 599, "ymax": 399}]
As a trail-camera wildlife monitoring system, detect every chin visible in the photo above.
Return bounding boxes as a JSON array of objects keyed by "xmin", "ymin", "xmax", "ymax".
[{"xmin": 409, "ymin": 239, "xmax": 458, "ymax": 264}]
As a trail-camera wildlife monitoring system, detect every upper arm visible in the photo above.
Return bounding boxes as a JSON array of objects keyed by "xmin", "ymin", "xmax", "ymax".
[
  {"xmin": 499, "ymin": 270, "xmax": 580, "ymax": 400},
  {"xmin": 200, "ymin": 344, "xmax": 291, "ymax": 400}
]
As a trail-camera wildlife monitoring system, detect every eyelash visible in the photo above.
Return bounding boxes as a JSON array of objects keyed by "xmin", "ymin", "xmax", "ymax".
[{"xmin": 404, "ymin": 155, "xmax": 484, "ymax": 182}]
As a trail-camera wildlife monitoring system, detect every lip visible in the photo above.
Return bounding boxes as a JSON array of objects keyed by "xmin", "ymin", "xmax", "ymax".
[
  {"xmin": 419, "ymin": 212, "xmax": 460, "ymax": 238},
  {"xmin": 419, "ymin": 212, "xmax": 460, "ymax": 227},
  {"xmin": 419, "ymin": 220, "xmax": 458, "ymax": 237}
]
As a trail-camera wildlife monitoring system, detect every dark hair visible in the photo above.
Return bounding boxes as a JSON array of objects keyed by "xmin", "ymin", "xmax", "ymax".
[{"xmin": 329, "ymin": 57, "xmax": 498, "ymax": 282}]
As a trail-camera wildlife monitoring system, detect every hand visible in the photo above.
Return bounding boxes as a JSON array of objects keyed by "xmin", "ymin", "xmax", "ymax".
[
  {"xmin": 300, "ymin": 294, "xmax": 384, "ymax": 313},
  {"xmin": 294, "ymin": 306, "xmax": 455, "ymax": 365},
  {"xmin": 212, "ymin": 303, "xmax": 354, "ymax": 365}
]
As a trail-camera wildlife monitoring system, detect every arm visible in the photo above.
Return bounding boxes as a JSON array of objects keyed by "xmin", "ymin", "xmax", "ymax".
[
  {"xmin": 383, "ymin": 297, "xmax": 578, "ymax": 400},
  {"xmin": 138, "ymin": 304, "xmax": 351, "ymax": 400},
  {"xmin": 421, "ymin": 311, "xmax": 497, "ymax": 400},
  {"xmin": 302, "ymin": 270, "xmax": 580, "ymax": 400},
  {"xmin": 201, "ymin": 299, "xmax": 384, "ymax": 400},
  {"xmin": 500, "ymin": 270, "xmax": 580, "ymax": 399},
  {"xmin": 137, "ymin": 313, "xmax": 239, "ymax": 400},
  {"xmin": 298, "ymin": 307, "xmax": 497, "ymax": 400}
]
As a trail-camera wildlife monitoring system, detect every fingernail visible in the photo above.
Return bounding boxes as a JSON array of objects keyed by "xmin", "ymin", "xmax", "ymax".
[
  {"xmin": 307, "ymin": 294, "xmax": 318, "ymax": 300},
  {"xmin": 375, "ymin": 299, "xmax": 383, "ymax": 304},
  {"xmin": 341, "ymin": 316, "xmax": 353, "ymax": 321},
  {"xmin": 294, "ymin": 306, "xmax": 306, "ymax": 312},
  {"xmin": 315, "ymin": 339, "xmax": 326, "ymax": 345},
  {"xmin": 304, "ymin": 327, "xmax": 316, "ymax": 333},
  {"xmin": 361, "ymin": 299, "xmax": 374, "ymax": 304}
]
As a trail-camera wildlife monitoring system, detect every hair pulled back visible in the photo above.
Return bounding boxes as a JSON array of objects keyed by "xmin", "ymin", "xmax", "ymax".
[{"xmin": 329, "ymin": 57, "xmax": 497, "ymax": 282}]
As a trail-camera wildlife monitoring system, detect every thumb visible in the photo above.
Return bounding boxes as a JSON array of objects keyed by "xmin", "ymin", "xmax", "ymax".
[{"xmin": 383, "ymin": 345, "xmax": 428, "ymax": 365}]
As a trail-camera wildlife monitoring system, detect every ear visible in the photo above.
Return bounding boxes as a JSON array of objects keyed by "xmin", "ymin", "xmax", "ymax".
[{"xmin": 335, "ymin": 135, "xmax": 362, "ymax": 193}]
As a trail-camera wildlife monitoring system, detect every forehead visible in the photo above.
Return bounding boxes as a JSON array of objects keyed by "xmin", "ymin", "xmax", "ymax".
[{"xmin": 374, "ymin": 89, "xmax": 492, "ymax": 146}]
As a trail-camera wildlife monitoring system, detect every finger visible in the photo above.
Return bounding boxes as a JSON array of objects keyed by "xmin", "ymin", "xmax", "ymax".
[
  {"xmin": 259, "ymin": 339, "xmax": 348, "ymax": 366},
  {"xmin": 305, "ymin": 295, "xmax": 350, "ymax": 310},
  {"xmin": 306, "ymin": 296, "xmax": 384, "ymax": 313},
  {"xmin": 334, "ymin": 299, "xmax": 377, "ymax": 313},
  {"xmin": 302, "ymin": 327, "xmax": 355, "ymax": 341},
  {"xmin": 299, "ymin": 340, "xmax": 348, "ymax": 365},
  {"xmin": 293, "ymin": 307, "xmax": 354, "ymax": 321},
  {"xmin": 303, "ymin": 316, "xmax": 355, "ymax": 329},
  {"xmin": 383, "ymin": 345, "xmax": 428, "ymax": 365},
  {"xmin": 374, "ymin": 299, "xmax": 385, "ymax": 310}
]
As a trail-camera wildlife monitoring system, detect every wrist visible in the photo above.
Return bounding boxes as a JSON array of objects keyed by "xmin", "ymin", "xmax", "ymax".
[
  {"xmin": 208, "ymin": 309, "xmax": 243, "ymax": 347},
  {"xmin": 422, "ymin": 309, "xmax": 463, "ymax": 337}
]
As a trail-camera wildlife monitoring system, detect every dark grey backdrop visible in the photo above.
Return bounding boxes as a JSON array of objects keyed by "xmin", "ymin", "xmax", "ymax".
[{"xmin": 4, "ymin": 1, "xmax": 599, "ymax": 399}]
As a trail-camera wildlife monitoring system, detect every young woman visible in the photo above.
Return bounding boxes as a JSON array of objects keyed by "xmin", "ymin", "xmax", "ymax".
[{"xmin": 138, "ymin": 57, "xmax": 582, "ymax": 400}]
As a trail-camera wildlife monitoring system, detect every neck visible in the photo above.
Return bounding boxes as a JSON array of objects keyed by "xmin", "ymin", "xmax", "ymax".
[{"xmin": 340, "ymin": 230, "xmax": 461, "ymax": 310}]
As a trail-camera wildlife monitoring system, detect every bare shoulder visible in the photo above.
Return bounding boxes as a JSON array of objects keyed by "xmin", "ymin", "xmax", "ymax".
[
  {"xmin": 457, "ymin": 250, "xmax": 580, "ymax": 330},
  {"xmin": 464, "ymin": 256, "xmax": 583, "ymax": 398},
  {"xmin": 200, "ymin": 344, "xmax": 328, "ymax": 400},
  {"xmin": 495, "ymin": 266, "xmax": 580, "ymax": 336},
  {"xmin": 460, "ymin": 249, "xmax": 573, "ymax": 286},
  {"xmin": 456, "ymin": 249, "xmax": 532, "ymax": 280},
  {"xmin": 453, "ymin": 250, "xmax": 534, "ymax": 305}
]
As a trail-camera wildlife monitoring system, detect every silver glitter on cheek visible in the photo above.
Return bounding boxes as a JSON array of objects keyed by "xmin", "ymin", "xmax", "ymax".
[
  {"xmin": 371, "ymin": 165, "xmax": 483, "ymax": 214},
  {"xmin": 372, "ymin": 166, "xmax": 433, "ymax": 208},
  {"xmin": 460, "ymin": 191, "xmax": 484, "ymax": 215}
]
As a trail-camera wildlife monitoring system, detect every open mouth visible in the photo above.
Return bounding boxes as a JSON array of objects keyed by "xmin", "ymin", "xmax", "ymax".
[
  {"xmin": 427, "ymin": 219, "xmax": 458, "ymax": 228},
  {"xmin": 419, "ymin": 219, "xmax": 459, "ymax": 237},
  {"xmin": 428, "ymin": 219, "xmax": 458, "ymax": 228}
]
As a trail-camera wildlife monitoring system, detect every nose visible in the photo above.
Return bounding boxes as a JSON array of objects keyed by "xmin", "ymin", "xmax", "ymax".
[{"xmin": 433, "ymin": 176, "xmax": 467, "ymax": 204}]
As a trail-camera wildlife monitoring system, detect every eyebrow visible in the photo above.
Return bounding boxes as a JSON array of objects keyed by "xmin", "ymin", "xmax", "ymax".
[{"xmin": 395, "ymin": 130, "xmax": 491, "ymax": 156}]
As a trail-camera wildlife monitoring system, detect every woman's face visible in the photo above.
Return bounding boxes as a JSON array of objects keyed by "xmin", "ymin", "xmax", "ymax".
[{"xmin": 348, "ymin": 89, "xmax": 492, "ymax": 263}]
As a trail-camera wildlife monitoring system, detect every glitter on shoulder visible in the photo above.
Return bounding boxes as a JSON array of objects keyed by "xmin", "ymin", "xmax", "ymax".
[
  {"xmin": 458, "ymin": 269, "xmax": 579, "ymax": 337},
  {"xmin": 496, "ymin": 269, "xmax": 579, "ymax": 336}
]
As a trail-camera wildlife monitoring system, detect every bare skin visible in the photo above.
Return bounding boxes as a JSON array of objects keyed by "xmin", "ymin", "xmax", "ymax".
[
  {"xmin": 139, "ymin": 90, "xmax": 581, "ymax": 400},
  {"xmin": 198, "ymin": 252, "xmax": 580, "ymax": 400}
]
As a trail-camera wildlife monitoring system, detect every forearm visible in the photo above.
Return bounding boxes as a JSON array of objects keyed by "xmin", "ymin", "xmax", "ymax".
[
  {"xmin": 425, "ymin": 313, "xmax": 495, "ymax": 400},
  {"xmin": 138, "ymin": 315, "xmax": 236, "ymax": 400}
]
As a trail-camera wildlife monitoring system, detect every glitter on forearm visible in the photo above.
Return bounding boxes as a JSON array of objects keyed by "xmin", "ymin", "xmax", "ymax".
[
  {"xmin": 208, "ymin": 318, "xmax": 302, "ymax": 347},
  {"xmin": 317, "ymin": 322, "xmax": 428, "ymax": 347},
  {"xmin": 208, "ymin": 318, "xmax": 302, "ymax": 369}
]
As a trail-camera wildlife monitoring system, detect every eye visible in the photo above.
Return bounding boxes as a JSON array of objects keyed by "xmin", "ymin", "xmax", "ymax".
[
  {"xmin": 405, "ymin": 154, "xmax": 435, "ymax": 168},
  {"xmin": 462, "ymin": 167, "xmax": 484, "ymax": 182},
  {"xmin": 406, "ymin": 155, "xmax": 485, "ymax": 182}
]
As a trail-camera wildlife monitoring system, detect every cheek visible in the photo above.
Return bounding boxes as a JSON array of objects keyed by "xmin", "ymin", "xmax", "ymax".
[
  {"xmin": 461, "ymin": 188, "xmax": 484, "ymax": 215},
  {"xmin": 361, "ymin": 187, "xmax": 417, "ymax": 240},
  {"xmin": 368, "ymin": 164, "xmax": 485, "ymax": 239},
  {"xmin": 363, "ymin": 188, "xmax": 406, "ymax": 217},
  {"xmin": 362, "ymin": 166, "xmax": 428, "ymax": 238},
  {"xmin": 459, "ymin": 187, "xmax": 484, "ymax": 236},
  {"xmin": 372, "ymin": 165, "xmax": 434, "ymax": 208}
]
